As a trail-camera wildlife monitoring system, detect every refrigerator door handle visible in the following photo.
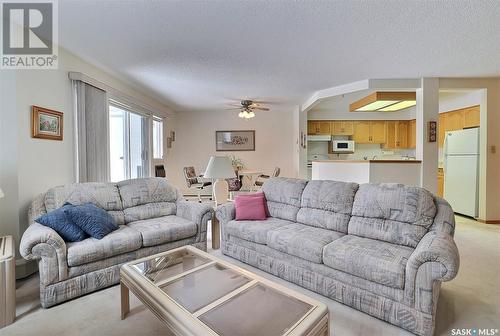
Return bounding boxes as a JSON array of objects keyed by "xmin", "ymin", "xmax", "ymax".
[{"xmin": 443, "ymin": 133, "xmax": 448, "ymax": 175}]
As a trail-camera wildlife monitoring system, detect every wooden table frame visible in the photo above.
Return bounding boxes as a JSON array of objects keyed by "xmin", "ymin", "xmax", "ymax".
[
  {"xmin": 211, "ymin": 215, "xmax": 220, "ymax": 250},
  {"xmin": 120, "ymin": 246, "xmax": 329, "ymax": 336}
]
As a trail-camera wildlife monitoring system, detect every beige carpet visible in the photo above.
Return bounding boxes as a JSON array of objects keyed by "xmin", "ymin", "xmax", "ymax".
[{"xmin": 2, "ymin": 216, "xmax": 499, "ymax": 336}]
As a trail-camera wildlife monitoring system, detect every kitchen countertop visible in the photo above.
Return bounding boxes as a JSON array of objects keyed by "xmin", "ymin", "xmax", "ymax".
[{"xmin": 312, "ymin": 160, "xmax": 422, "ymax": 163}]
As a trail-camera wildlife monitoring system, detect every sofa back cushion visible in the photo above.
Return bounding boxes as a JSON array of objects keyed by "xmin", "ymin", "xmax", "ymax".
[
  {"xmin": 44, "ymin": 182, "xmax": 125, "ymax": 225},
  {"xmin": 117, "ymin": 178, "xmax": 179, "ymax": 223},
  {"xmin": 348, "ymin": 183, "xmax": 437, "ymax": 247},
  {"xmin": 262, "ymin": 178, "xmax": 307, "ymax": 222},
  {"xmin": 297, "ymin": 180, "xmax": 358, "ymax": 233}
]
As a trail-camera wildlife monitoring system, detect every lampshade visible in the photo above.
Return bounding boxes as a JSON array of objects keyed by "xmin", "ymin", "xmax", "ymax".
[
  {"xmin": 203, "ymin": 156, "xmax": 235, "ymax": 179},
  {"xmin": 0, "ymin": 188, "xmax": 4, "ymax": 199}
]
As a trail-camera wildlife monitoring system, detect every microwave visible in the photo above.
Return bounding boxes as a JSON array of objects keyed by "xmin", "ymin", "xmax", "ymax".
[{"xmin": 331, "ymin": 140, "xmax": 355, "ymax": 153}]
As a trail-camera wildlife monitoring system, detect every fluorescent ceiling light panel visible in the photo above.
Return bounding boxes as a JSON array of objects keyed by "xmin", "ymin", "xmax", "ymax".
[
  {"xmin": 378, "ymin": 100, "xmax": 416, "ymax": 111},
  {"xmin": 356, "ymin": 100, "xmax": 399, "ymax": 111}
]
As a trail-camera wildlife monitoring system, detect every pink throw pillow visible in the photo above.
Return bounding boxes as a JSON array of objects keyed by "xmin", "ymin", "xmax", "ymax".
[{"xmin": 235, "ymin": 193, "xmax": 267, "ymax": 221}]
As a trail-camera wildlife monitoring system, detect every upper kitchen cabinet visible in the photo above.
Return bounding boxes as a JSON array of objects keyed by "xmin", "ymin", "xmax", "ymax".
[
  {"xmin": 308, "ymin": 121, "xmax": 331, "ymax": 135},
  {"xmin": 438, "ymin": 105, "xmax": 480, "ymax": 147},
  {"xmin": 445, "ymin": 110, "xmax": 464, "ymax": 131},
  {"xmin": 385, "ymin": 121, "xmax": 409, "ymax": 149},
  {"xmin": 353, "ymin": 121, "xmax": 386, "ymax": 144},
  {"xmin": 370, "ymin": 121, "xmax": 387, "ymax": 143},
  {"xmin": 331, "ymin": 121, "xmax": 354, "ymax": 135},
  {"xmin": 463, "ymin": 106, "xmax": 480, "ymax": 128}
]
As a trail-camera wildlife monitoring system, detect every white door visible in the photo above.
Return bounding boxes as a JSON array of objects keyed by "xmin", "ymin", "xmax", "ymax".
[{"xmin": 444, "ymin": 155, "xmax": 479, "ymax": 217}]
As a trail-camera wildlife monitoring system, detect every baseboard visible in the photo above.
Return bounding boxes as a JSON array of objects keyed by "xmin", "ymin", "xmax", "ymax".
[
  {"xmin": 15, "ymin": 258, "xmax": 38, "ymax": 279},
  {"xmin": 476, "ymin": 218, "xmax": 500, "ymax": 224}
]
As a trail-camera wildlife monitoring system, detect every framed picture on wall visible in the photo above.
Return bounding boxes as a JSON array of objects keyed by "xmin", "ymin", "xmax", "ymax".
[
  {"xmin": 215, "ymin": 130, "xmax": 255, "ymax": 151},
  {"xmin": 31, "ymin": 106, "xmax": 63, "ymax": 141}
]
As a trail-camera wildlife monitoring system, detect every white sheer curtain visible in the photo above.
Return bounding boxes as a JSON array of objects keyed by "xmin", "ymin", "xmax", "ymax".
[{"xmin": 74, "ymin": 81, "xmax": 110, "ymax": 182}]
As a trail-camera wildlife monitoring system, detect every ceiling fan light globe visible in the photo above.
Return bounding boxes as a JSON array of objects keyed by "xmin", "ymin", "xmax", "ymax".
[{"xmin": 248, "ymin": 111, "xmax": 255, "ymax": 118}]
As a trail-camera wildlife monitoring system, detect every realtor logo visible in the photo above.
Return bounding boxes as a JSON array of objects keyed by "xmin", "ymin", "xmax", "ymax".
[{"xmin": 1, "ymin": 0, "xmax": 58, "ymax": 69}]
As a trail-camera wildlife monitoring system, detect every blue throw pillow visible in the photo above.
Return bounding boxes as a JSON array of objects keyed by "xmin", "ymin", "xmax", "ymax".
[
  {"xmin": 36, "ymin": 203, "xmax": 88, "ymax": 242},
  {"xmin": 64, "ymin": 203, "xmax": 118, "ymax": 239}
]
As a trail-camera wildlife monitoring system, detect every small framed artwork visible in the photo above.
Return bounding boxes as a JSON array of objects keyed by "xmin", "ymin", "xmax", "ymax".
[
  {"xmin": 428, "ymin": 121, "xmax": 437, "ymax": 142},
  {"xmin": 31, "ymin": 106, "xmax": 63, "ymax": 141},
  {"xmin": 216, "ymin": 130, "xmax": 255, "ymax": 151}
]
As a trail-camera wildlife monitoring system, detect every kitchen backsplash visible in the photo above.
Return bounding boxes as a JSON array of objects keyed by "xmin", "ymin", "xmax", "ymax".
[{"xmin": 308, "ymin": 142, "xmax": 416, "ymax": 161}]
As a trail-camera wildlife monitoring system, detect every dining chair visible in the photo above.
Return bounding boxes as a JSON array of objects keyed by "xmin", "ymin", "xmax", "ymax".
[
  {"xmin": 254, "ymin": 167, "xmax": 280, "ymax": 188},
  {"xmin": 227, "ymin": 170, "xmax": 242, "ymax": 199},
  {"xmin": 183, "ymin": 166, "xmax": 212, "ymax": 202}
]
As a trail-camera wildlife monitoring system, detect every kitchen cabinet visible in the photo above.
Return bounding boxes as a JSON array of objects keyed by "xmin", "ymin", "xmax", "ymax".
[
  {"xmin": 438, "ymin": 105, "xmax": 480, "ymax": 147},
  {"xmin": 445, "ymin": 111, "xmax": 464, "ymax": 131},
  {"xmin": 307, "ymin": 121, "xmax": 331, "ymax": 135},
  {"xmin": 331, "ymin": 121, "xmax": 354, "ymax": 135},
  {"xmin": 352, "ymin": 121, "xmax": 371, "ymax": 143},
  {"xmin": 371, "ymin": 121, "xmax": 387, "ymax": 143},
  {"xmin": 439, "ymin": 112, "xmax": 462, "ymax": 147},
  {"xmin": 408, "ymin": 119, "xmax": 416, "ymax": 149},
  {"xmin": 437, "ymin": 168, "xmax": 444, "ymax": 197},
  {"xmin": 353, "ymin": 121, "xmax": 386, "ymax": 144},
  {"xmin": 463, "ymin": 106, "xmax": 480, "ymax": 128},
  {"xmin": 385, "ymin": 121, "xmax": 409, "ymax": 149}
]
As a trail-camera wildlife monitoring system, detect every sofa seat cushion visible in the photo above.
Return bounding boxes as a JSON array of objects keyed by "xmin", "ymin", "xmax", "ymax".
[
  {"xmin": 67, "ymin": 225, "xmax": 142, "ymax": 267},
  {"xmin": 127, "ymin": 215, "xmax": 197, "ymax": 247},
  {"xmin": 266, "ymin": 223, "xmax": 344, "ymax": 263},
  {"xmin": 225, "ymin": 218, "xmax": 292, "ymax": 244},
  {"xmin": 322, "ymin": 235, "xmax": 414, "ymax": 289}
]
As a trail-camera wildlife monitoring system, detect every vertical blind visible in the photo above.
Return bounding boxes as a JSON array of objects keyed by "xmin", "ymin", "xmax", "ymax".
[{"xmin": 74, "ymin": 81, "xmax": 110, "ymax": 182}]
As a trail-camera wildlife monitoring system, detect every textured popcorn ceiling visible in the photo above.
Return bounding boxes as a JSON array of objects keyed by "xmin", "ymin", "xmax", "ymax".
[{"xmin": 59, "ymin": 0, "xmax": 500, "ymax": 111}]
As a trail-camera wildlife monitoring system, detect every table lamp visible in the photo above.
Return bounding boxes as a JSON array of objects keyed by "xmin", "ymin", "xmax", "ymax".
[{"xmin": 203, "ymin": 156, "xmax": 235, "ymax": 205}]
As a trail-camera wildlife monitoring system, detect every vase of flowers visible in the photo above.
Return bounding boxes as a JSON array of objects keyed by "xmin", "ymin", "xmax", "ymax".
[{"xmin": 229, "ymin": 155, "xmax": 245, "ymax": 172}]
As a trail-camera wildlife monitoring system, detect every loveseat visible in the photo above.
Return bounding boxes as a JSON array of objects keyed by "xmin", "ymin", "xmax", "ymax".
[
  {"xmin": 20, "ymin": 177, "xmax": 213, "ymax": 308},
  {"xmin": 216, "ymin": 178, "xmax": 459, "ymax": 336}
]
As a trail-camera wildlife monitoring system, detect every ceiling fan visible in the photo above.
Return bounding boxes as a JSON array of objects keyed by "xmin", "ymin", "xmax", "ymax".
[{"xmin": 225, "ymin": 100, "xmax": 270, "ymax": 119}]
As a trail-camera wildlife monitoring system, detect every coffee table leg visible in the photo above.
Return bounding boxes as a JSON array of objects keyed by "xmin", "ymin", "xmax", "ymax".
[
  {"xmin": 121, "ymin": 281, "xmax": 130, "ymax": 320},
  {"xmin": 212, "ymin": 216, "xmax": 220, "ymax": 250}
]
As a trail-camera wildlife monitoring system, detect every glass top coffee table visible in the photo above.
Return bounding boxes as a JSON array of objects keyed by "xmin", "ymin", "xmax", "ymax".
[{"xmin": 120, "ymin": 246, "xmax": 329, "ymax": 336}]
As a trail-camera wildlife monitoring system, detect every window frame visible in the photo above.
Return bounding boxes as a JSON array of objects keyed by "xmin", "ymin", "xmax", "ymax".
[
  {"xmin": 108, "ymin": 99, "xmax": 152, "ymax": 182},
  {"xmin": 152, "ymin": 116, "xmax": 164, "ymax": 160}
]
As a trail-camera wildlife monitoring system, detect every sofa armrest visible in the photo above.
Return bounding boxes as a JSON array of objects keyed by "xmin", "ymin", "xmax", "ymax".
[
  {"xmin": 19, "ymin": 223, "xmax": 68, "ymax": 285},
  {"xmin": 407, "ymin": 231, "xmax": 459, "ymax": 283},
  {"xmin": 176, "ymin": 201, "xmax": 213, "ymax": 243},
  {"xmin": 215, "ymin": 202, "xmax": 235, "ymax": 224}
]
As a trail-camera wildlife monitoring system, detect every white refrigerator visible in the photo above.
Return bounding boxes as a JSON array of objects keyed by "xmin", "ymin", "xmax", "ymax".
[{"xmin": 443, "ymin": 128, "xmax": 480, "ymax": 217}]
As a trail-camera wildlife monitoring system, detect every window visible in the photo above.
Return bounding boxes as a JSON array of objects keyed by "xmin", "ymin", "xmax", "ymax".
[
  {"xmin": 153, "ymin": 117, "xmax": 164, "ymax": 159},
  {"xmin": 109, "ymin": 104, "xmax": 150, "ymax": 182}
]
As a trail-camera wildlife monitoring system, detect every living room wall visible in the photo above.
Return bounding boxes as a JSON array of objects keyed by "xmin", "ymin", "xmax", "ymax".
[
  {"xmin": 0, "ymin": 48, "xmax": 174, "ymax": 275},
  {"xmin": 168, "ymin": 108, "xmax": 296, "ymax": 194}
]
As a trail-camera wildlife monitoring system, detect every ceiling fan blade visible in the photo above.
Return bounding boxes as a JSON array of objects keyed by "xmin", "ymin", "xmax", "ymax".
[
  {"xmin": 253, "ymin": 107, "xmax": 270, "ymax": 111},
  {"xmin": 248, "ymin": 98, "xmax": 282, "ymax": 105},
  {"xmin": 223, "ymin": 107, "xmax": 242, "ymax": 110}
]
